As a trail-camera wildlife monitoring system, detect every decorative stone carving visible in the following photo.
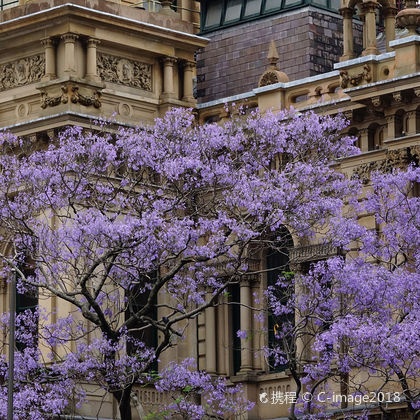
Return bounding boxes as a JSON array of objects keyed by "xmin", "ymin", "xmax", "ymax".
[
  {"xmin": 393, "ymin": 92, "xmax": 403, "ymax": 103},
  {"xmin": 259, "ymin": 70, "xmax": 289, "ymax": 87},
  {"xmin": 413, "ymin": 87, "xmax": 420, "ymax": 97},
  {"xmin": 343, "ymin": 110, "xmax": 353, "ymax": 121},
  {"xmin": 71, "ymin": 86, "xmax": 101, "ymax": 108},
  {"xmin": 371, "ymin": 96, "xmax": 382, "ymax": 108},
  {"xmin": 40, "ymin": 84, "xmax": 102, "ymax": 109},
  {"xmin": 352, "ymin": 147, "xmax": 417, "ymax": 183},
  {"xmin": 0, "ymin": 54, "xmax": 45, "ymax": 92},
  {"xmin": 387, "ymin": 148, "xmax": 410, "ymax": 167},
  {"xmin": 40, "ymin": 86, "xmax": 68, "ymax": 109},
  {"xmin": 97, "ymin": 53, "xmax": 152, "ymax": 91},
  {"xmin": 340, "ymin": 64, "xmax": 371, "ymax": 89},
  {"xmin": 118, "ymin": 103, "xmax": 132, "ymax": 117},
  {"xmin": 289, "ymin": 243, "xmax": 339, "ymax": 264},
  {"xmin": 352, "ymin": 160, "xmax": 386, "ymax": 184}
]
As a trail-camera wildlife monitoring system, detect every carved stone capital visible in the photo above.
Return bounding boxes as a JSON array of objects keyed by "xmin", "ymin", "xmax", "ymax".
[
  {"xmin": 361, "ymin": 1, "xmax": 379, "ymax": 13},
  {"xmin": 162, "ymin": 56, "xmax": 177, "ymax": 66},
  {"xmin": 339, "ymin": 7, "xmax": 354, "ymax": 18},
  {"xmin": 61, "ymin": 33, "xmax": 79, "ymax": 43},
  {"xmin": 385, "ymin": 115, "xmax": 394, "ymax": 123},
  {"xmin": 183, "ymin": 60, "xmax": 195, "ymax": 70},
  {"xmin": 41, "ymin": 37, "xmax": 55, "ymax": 48},
  {"xmin": 87, "ymin": 38, "xmax": 101, "ymax": 47},
  {"xmin": 382, "ymin": 6, "xmax": 398, "ymax": 17}
]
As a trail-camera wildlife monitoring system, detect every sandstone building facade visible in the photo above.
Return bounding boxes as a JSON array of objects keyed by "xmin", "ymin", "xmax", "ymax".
[{"xmin": 0, "ymin": 0, "xmax": 418, "ymax": 419}]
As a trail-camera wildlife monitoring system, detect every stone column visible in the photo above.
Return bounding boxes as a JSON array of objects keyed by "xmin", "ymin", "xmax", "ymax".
[
  {"xmin": 406, "ymin": 110, "xmax": 417, "ymax": 135},
  {"xmin": 385, "ymin": 115, "xmax": 395, "ymax": 141},
  {"xmin": 61, "ymin": 33, "xmax": 79, "ymax": 74},
  {"xmin": 86, "ymin": 38, "xmax": 101, "ymax": 81},
  {"xmin": 359, "ymin": 128, "xmax": 369, "ymax": 152},
  {"xmin": 162, "ymin": 56, "xmax": 177, "ymax": 98},
  {"xmin": 182, "ymin": 60, "xmax": 195, "ymax": 102},
  {"xmin": 383, "ymin": 7, "xmax": 397, "ymax": 51},
  {"xmin": 362, "ymin": 2, "xmax": 379, "ymax": 56},
  {"xmin": 205, "ymin": 303, "xmax": 217, "ymax": 374},
  {"xmin": 340, "ymin": 7, "xmax": 355, "ymax": 61},
  {"xmin": 180, "ymin": 0, "xmax": 192, "ymax": 22},
  {"xmin": 41, "ymin": 37, "xmax": 56, "ymax": 81},
  {"xmin": 239, "ymin": 280, "xmax": 253, "ymax": 373}
]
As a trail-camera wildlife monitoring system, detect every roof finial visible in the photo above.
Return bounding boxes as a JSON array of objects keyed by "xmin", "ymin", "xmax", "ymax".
[{"xmin": 267, "ymin": 40, "xmax": 279, "ymax": 69}]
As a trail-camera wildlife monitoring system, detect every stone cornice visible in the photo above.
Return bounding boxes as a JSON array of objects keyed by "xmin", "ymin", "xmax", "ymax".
[{"xmin": 0, "ymin": 3, "xmax": 208, "ymax": 51}]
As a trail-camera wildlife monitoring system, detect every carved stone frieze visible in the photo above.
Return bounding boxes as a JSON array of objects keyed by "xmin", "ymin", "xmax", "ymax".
[
  {"xmin": 352, "ymin": 147, "xmax": 419, "ymax": 183},
  {"xmin": 352, "ymin": 160, "xmax": 386, "ymax": 184},
  {"xmin": 0, "ymin": 54, "xmax": 45, "ymax": 92},
  {"xmin": 71, "ymin": 86, "xmax": 101, "ymax": 108},
  {"xmin": 97, "ymin": 53, "xmax": 152, "ymax": 91},
  {"xmin": 289, "ymin": 243, "xmax": 339, "ymax": 264},
  {"xmin": 410, "ymin": 145, "xmax": 420, "ymax": 162},
  {"xmin": 340, "ymin": 64, "xmax": 371, "ymax": 89}
]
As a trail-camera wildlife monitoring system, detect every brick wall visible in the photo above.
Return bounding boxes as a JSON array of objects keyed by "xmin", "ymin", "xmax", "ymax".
[{"xmin": 196, "ymin": 7, "xmax": 363, "ymax": 103}]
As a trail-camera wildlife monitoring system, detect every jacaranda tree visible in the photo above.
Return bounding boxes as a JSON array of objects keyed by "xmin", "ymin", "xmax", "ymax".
[
  {"xmin": 267, "ymin": 165, "xmax": 420, "ymax": 419},
  {"xmin": 0, "ymin": 107, "xmax": 359, "ymax": 419}
]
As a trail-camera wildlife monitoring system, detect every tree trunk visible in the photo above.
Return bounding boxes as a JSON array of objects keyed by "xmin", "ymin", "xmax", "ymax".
[{"xmin": 114, "ymin": 386, "xmax": 133, "ymax": 420}]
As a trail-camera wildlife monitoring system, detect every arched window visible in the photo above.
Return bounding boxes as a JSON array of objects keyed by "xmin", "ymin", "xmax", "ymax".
[
  {"xmin": 266, "ymin": 228, "xmax": 294, "ymax": 371},
  {"xmin": 125, "ymin": 272, "xmax": 158, "ymax": 370},
  {"xmin": 16, "ymin": 259, "xmax": 38, "ymax": 351}
]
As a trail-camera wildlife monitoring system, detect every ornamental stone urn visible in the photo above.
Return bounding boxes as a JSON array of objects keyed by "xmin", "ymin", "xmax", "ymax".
[{"xmin": 396, "ymin": 0, "xmax": 420, "ymax": 36}]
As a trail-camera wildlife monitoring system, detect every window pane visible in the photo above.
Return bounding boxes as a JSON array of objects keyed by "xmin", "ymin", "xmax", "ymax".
[
  {"xmin": 205, "ymin": 0, "xmax": 223, "ymax": 27},
  {"xmin": 224, "ymin": 0, "xmax": 243, "ymax": 22},
  {"xmin": 283, "ymin": 0, "xmax": 302, "ymax": 7},
  {"xmin": 312, "ymin": 0, "xmax": 328, "ymax": 6},
  {"xmin": 330, "ymin": 0, "xmax": 340, "ymax": 8},
  {"xmin": 264, "ymin": 0, "xmax": 281, "ymax": 11},
  {"xmin": 244, "ymin": 0, "xmax": 262, "ymax": 16}
]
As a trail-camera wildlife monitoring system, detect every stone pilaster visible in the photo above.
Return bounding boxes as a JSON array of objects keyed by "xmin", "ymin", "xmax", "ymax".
[
  {"xmin": 239, "ymin": 280, "xmax": 253, "ymax": 373},
  {"xmin": 86, "ymin": 38, "xmax": 101, "ymax": 82},
  {"xmin": 361, "ymin": 2, "xmax": 379, "ymax": 56},
  {"xmin": 41, "ymin": 37, "xmax": 56, "ymax": 81},
  {"xmin": 161, "ymin": 56, "xmax": 177, "ymax": 99},
  {"xmin": 61, "ymin": 33, "xmax": 79, "ymax": 74},
  {"xmin": 205, "ymin": 303, "xmax": 217, "ymax": 374},
  {"xmin": 339, "ymin": 8, "xmax": 355, "ymax": 61},
  {"xmin": 182, "ymin": 60, "xmax": 195, "ymax": 102},
  {"xmin": 383, "ymin": 7, "xmax": 397, "ymax": 52}
]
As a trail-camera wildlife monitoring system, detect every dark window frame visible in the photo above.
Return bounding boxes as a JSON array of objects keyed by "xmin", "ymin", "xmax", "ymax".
[{"xmin": 200, "ymin": 0, "xmax": 339, "ymax": 33}]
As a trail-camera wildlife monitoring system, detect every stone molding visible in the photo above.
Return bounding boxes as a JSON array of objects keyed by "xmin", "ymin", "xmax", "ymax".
[{"xmin": 97, "ymin": 53, "xmax": 152, "ymax": 91}]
